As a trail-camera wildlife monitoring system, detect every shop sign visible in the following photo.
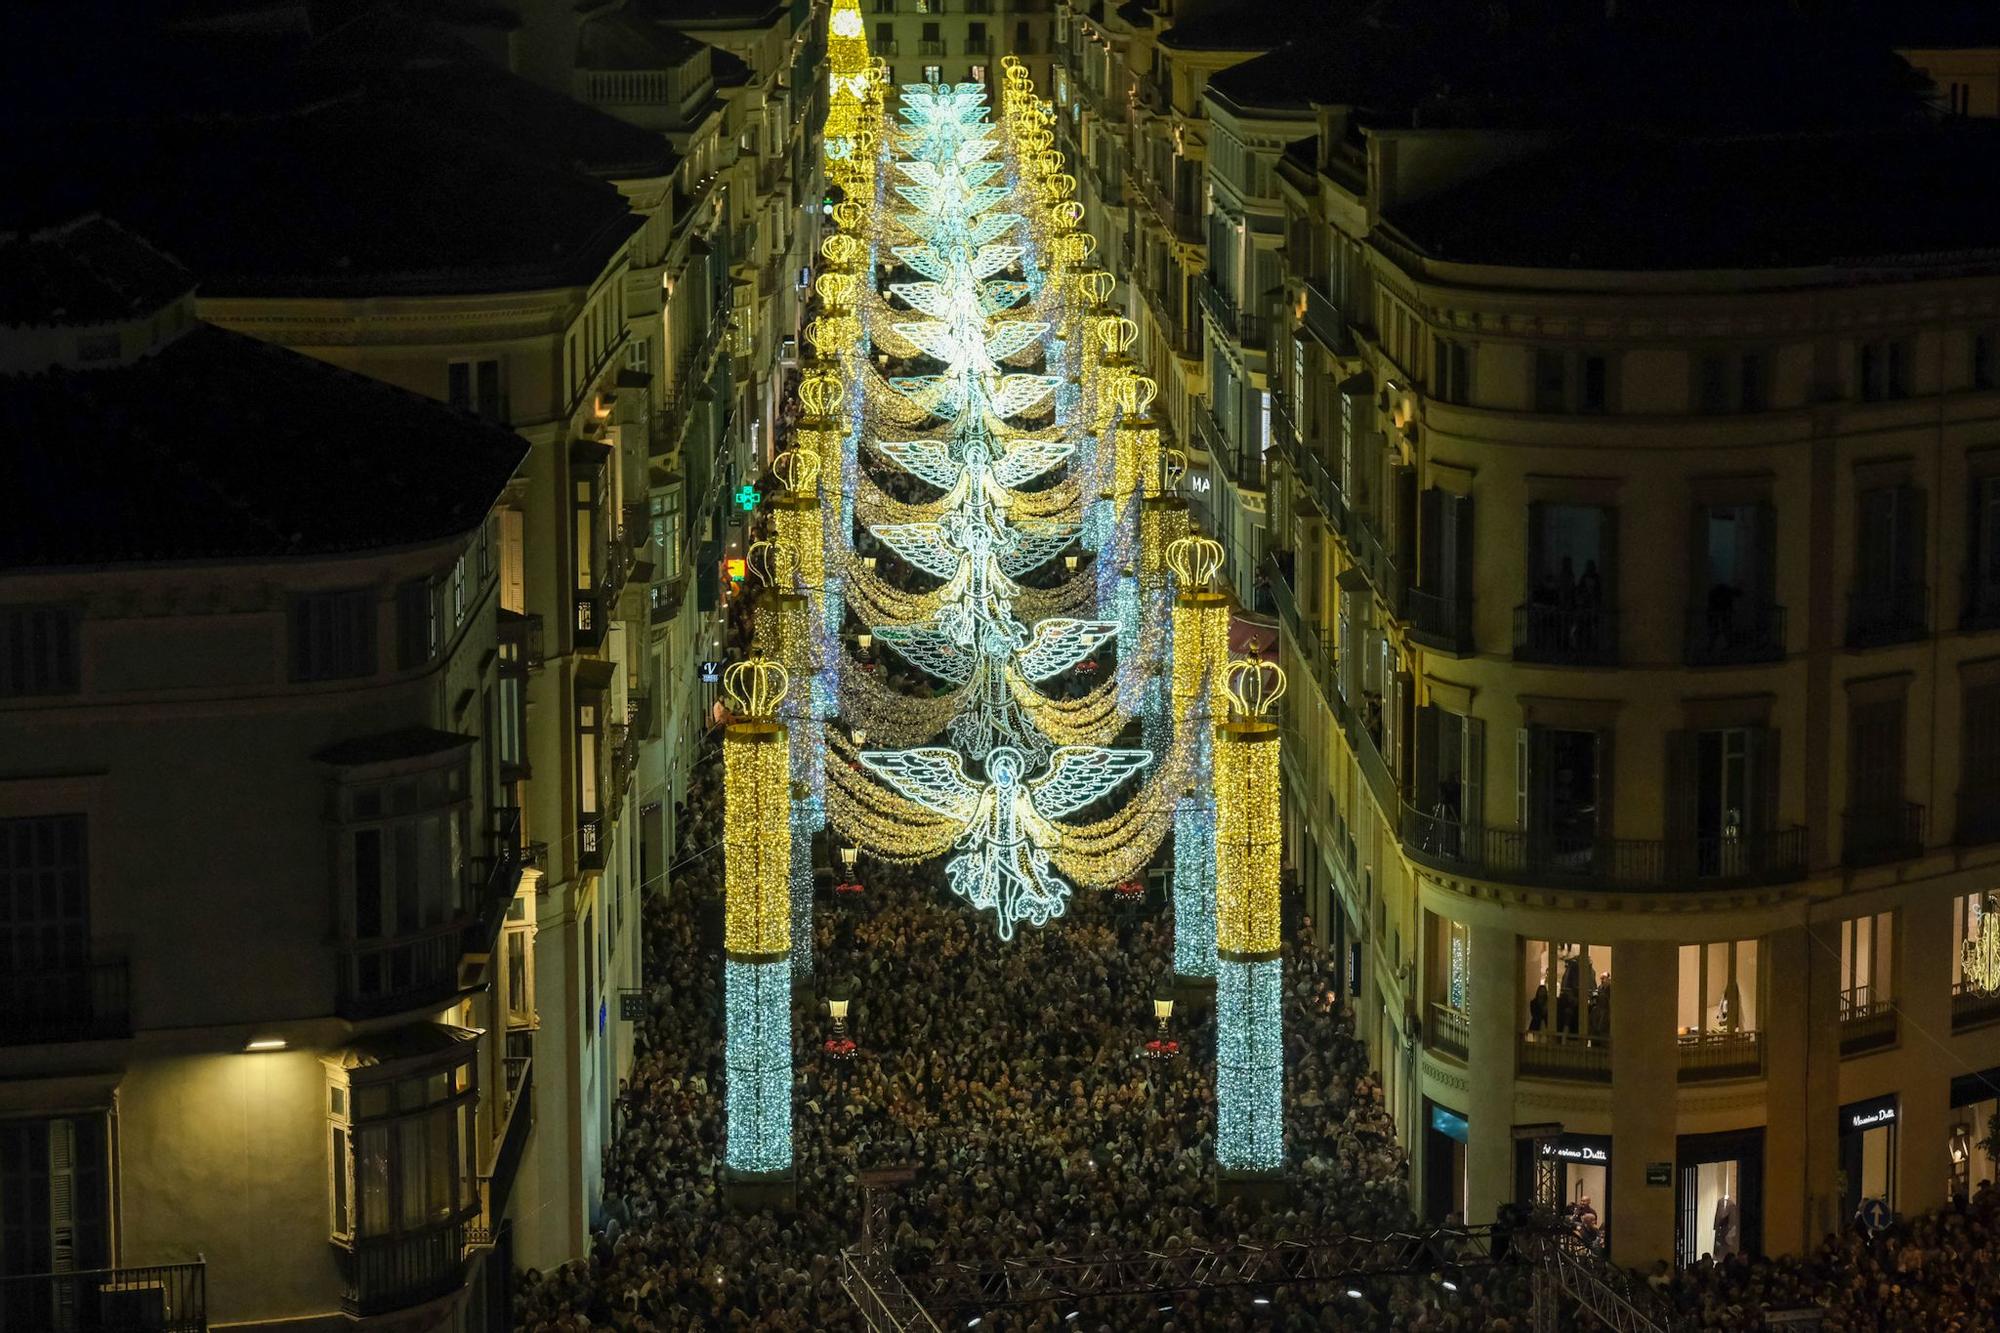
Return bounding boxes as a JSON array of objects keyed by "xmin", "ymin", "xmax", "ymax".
[
  {"xmin": 1645, "ymin": 1162, "xmax": 1673, "ymax": 1187},
  {"xmin": 1537, "ymin": 1136, "xmax": 1610, "ymax": 1165},
  {"xmin": 1841, "ymin": 1094, "xmax": 1898, "ymax": 1133},
  {"xmin": 700, "ymin": 660, "xmax": 722, "ymax": 683}
]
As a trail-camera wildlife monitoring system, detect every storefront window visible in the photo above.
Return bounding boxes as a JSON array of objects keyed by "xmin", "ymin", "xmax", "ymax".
[
  {"xmin": 1523, "ymin": 939, "xmax": 1612, "ymax": 1042},
  {"xmin": 1677, "ymin": 939, "xmax": 1761, "ymax": 1036},
  {"xmin": 1839, "ymin": 1094, "xmax": 1898, "ymax": 1224},
  {"xmin": 1678, "ymin": 1128, "xmax": 1763, "ymax": 1267},
  {"xmin": 1951, "ymin": 1067, "xmax": 2000, "ymax": 1201}
]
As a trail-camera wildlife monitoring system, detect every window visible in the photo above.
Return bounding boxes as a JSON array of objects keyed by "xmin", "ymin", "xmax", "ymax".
[
  {"xmin": 1966, "ymin": 473, "xmax": 2000, "ymax": 626},
  {"xmin": 1953, "ymin": 892, "xmax": 1997, "ymax": 995},
  {"xmin": 967, "ymin": 20, "xmax": 986, "ymax": 52},
  {"xmin": 1533, "ymin": 349, "xmax": 1613, "ymax": 414},
  {"xmin": 872, "ymin": 0, "xmax": 892, "ymax": 12},
  {"xmin": 0, "ymin": 815, "xmax": 89, "ymax": 979},
  {"xmin": 0, "ymin": 1114, "xmax": 111, "ymax": 1278},
  {"xmin": 336, "ymin": 758, "xmax": 472, "ymax": 1006},
  {"xmin": 1836, "ymin": 913, "xmax": 1894, "ymax": 1015},
  {"xmin": 1846, "ymin": 691, "xmax": 1914, "ymax": 865},
  {"xmin": 1521, "ymin": 502, "xmax": 1617, "ymax": 662},
  {"xmin": 1858, "ymin": 338, "xmax": 1911, "ymax": 401},
  {"xmin": 1850, "ymin": 484, "xmax": 1926, "ymax": 644},
  {"xmin": 0, "ymin": 606, "xmax": 80, "ymax": 697},
  {"xmin": 1432, "ymin": 335, "xmax": 1472, "ymax": 406},
  {"xmin": 875, "ymin": 20, "xmax": 892, "ymax": 46},
  {"xmin": 291, "ymin": 589, "xmax": 376, "ymax": 682},
  {"xmin": 923, "ymin": 63, "xmax": 943, "ymax": 83},
  {"xmin": 1962, "ymin": 680, "xmax": 2000, "ymax": 844},
  {"xmin": 1688, "ymin": 501, "xmax": 1779, "ymax": 663},
  {"xmin": 394, "ymin": 578, "xmax": 438, "ymax": 671},
  {"xmin": 446, "ymin": 358, "xmax": 504, "ymax": 420},
  {"xmin": 1974, "ymin": 330, "xmax": 1998, "ymax": 391},
  {"xmin": 1678, "ymin": 939, "xmax": 1762, "ymax": 1035},
  {"xmin": 1523, "ymin": 940, "xmax": 1613, "ymax": 1042},
  {"xmin": 1696, "ymin": 351, "xmax": 1768, "ymax": 414},
  {"xmin": 327, "ymin": 1047, "xmax": 477, "ymax": 1242}
]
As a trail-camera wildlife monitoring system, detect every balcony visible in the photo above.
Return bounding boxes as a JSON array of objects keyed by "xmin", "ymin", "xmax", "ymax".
[
  {"xmin": 1398, "ymin": 805, "xmax": 1809, "ymax": 893},
  {"xmin": 1141, "ymin": 177, "xmax": 1203, "ymax": 244},
  {"xmin": 1839, "ymin": 992, "xmax": 1899, "ymax": 1056},
  {"xmin": 1953, "ymin": 980, "xmax": 2000, "ymax": 1032},
  {"xmin": 578, "ymin": 814, "xmax": 606, "ymax": 873},
  {"xmin": 1192, "ymin": 405, "xmax": 1261, "ymax": 493},
  {"xmin": 1512, "ymin": 603, "xmax": 1619, "ymax": 666},
  {"xmin": 1843, "ymin": 801, "xmax": 1925, "ymax": 866},
  {"xmin": 472, "ymin": 1054, "xmax": 534, "ymax": 1245},
  {"xmin": 1684, "ymin": 602, "xmax": 1786, "ymax": 666},
  {"xmin": 1676, "ymin": 1030, "xmax": 1763, "ymax": 1082},
  {"xmin": 1427, "ymin": 1002, "xmax": 1469, "ymax": 1060},
  {"xmin": 338, "ymin": 919, "xmax": 466, "ymax": 1021},
  {"xmin": 1847, "ymin": 581, "xmax": 1927, "ymax": 648},
  {"xmin": 574, "ymin": 591, "xmax": 607, "ymax": 651},
  {"xmin": 0, "ymin": 956, "xmax": 130, "ymax": 1045},
  {"xmin": 338, "ymin": 1218, "xmax": 469, "ymax": 1318},
  {"xmin": 964, "ymin": 36, "xmax": 993, "ymax": 54},
  {"xmin": 0, "ymin": 1261, "xmax": 206, "ymax": 1333},
  {"xmin": 1519, "ymin": 1031, "xmax": 1610, "ymax": 1082},
  {"xmin": 1405, "ymin": 586, "xmax": 1474, "ymax": 655},
  {"xmin": 1263, "ymin": 554, "xmax": 1338, "ymax": 705},
  {"xmin": 1269, "ymin": 399, "xmax": 1347, "ymax": 534},
  {"xmin": 918, "ymin": 39, "xmax": 946, "ymax": 55},
  {"xmin": 496, "ymin": 608, "xmax": 544, "ymax": 672},
  {"xmin": 1300, "ymin": 277, "xmax": 1354, "ymax": 356},
  {"xmin": 1196, "ymin": 272, "xmax": 1266, "ymax": 349},
  {"xmin": 466, "ymin": 807, "xmax": 525, "ymax": 961},
  {"xmin": 1138, "ymin": 282, "xmax": 1197, "ymax": 361},
  {"xmin": 1346, "ymin": 513, "xmax": 1403, "ymax": 614}
]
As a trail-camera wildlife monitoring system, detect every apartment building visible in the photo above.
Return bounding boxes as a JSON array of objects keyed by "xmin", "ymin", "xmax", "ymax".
[
  {"xmin": 0, "ymin": 217, "xmax": 529, "ymax": 1331},
  {"xmin": 0, "ymin": 2, "xmax": 823, "ymax": 1317},
  {"xmin": 1061, "ymin": 0, "xmax": 2000, "ymax": 1269},
  {"xmin": 854, "ymin": 0, "xmax": 1053, "ymax": 103}
]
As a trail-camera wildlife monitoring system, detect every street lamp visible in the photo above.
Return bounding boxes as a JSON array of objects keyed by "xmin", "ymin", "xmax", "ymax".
[
  {"xmin": 1064, "ymin": 553, "xmax": 1080, "ymax": 574},
  {"xmin": 825, "ymin": 978, "xmax": 856, "ymax": 1059},
  {"xmin": 857, "ymin": 631, "xmax": 874, "ymax": 653},
  {"xmin": 852, "ymin": 727, "xmax": 869, "ymax": 747},
  {"xmin": 1146, "ymin": 975, "xmax": 1179, "ymax": 1058}
]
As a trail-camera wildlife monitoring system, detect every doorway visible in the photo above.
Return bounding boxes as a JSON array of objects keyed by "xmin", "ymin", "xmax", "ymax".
[{"xmin": 1677, "ymin": 1128, "xmax": 1763, "ymax": 1265}]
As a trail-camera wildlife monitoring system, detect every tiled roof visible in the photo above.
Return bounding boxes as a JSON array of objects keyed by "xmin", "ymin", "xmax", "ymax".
[
  {"xmin": 1386, "ymin": 127, "xmax": 2000, "ymax": 271},
  {"xmin": 0, "ymin": 217, "xmax": 193, "ymax": 329},
  {"xmin": 0, "ymin": 322, "xmax": 528, "ymax": 568}
]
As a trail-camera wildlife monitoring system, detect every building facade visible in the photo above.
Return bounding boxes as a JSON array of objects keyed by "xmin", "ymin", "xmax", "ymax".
[
  {"xmin": 0, "ymin": 218, "xmax": 531, "ymax": 1331},
  {"xmin": 1058, "ymin": 0, "xmax": 2000, "ymax": 1269}
]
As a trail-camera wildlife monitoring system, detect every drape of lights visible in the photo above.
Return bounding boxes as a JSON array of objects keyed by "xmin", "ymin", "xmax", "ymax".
[
  {"xmin": 721, "ymin": 659, "xmax": 794, "ymax": 1175},
  {"xmin": 1214, "ymin": 660, "xmax": 1287, "ymax": 1173}
]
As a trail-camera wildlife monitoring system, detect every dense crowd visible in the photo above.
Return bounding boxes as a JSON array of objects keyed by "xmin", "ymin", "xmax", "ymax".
[{"xmin": 511, "ymin": 730, "xmax": 1547, "ymax": 1331}]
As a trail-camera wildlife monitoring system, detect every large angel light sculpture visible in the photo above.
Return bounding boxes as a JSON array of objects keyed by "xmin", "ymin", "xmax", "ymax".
[{"xmin": 859, "ymin": 744, "xmax": 1151, "ymax": 938}]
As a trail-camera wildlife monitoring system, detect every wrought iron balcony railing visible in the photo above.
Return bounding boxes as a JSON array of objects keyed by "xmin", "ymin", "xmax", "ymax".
[
  {"xmin": 1684, "ymin": 601, "xmax": 1786, "ymax": 666},
  {"xmin": 0, "ymin": 1261, "xmax": 205, "ymax": 1333},
  {"xmin": 0, "ymin": 956, "xmax": 130, "ymax": 1046}
]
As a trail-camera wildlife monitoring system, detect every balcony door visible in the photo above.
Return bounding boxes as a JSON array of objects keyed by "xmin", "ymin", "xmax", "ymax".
[
  {"xmin": 1676, "ymin": 727, "xmax": 1777, "ymax": 877},
  {"xmin": 1414, "ymin": 706, "xmax": 1483, "ymax": 860},
  {"xmin": 0, "ymin": 1115, "xmax": 111, "ymax": 1294},
  {"xmin": 1521, "ymin": 727, "xmax": 1607, "ymax": 871},
  {"xmin": 0, "ymin": 816, "xmax": 91, "ymax": 1029}
]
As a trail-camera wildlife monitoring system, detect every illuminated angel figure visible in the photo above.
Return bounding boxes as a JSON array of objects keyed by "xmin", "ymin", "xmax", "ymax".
[{"xmin": 859, "ymin": 744, "xmax": 1151, "ymax": 938}]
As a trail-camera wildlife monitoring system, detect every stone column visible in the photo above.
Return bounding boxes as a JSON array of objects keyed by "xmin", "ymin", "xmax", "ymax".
[
  {"xmin": 1610, "ymin": 940, "xmax": 1677, "ymax": 1267},
  {"xmin": 1763, "ymin": 922, "xmax": 1841, "ymax": 1255},
  {"xmin": 1898, "ymin": 894, "xmax": 1954, "ymax": 1218},
  {"xmin": 1465, "ymin": 922, "xmax": 1519, "ymax": 1224}
]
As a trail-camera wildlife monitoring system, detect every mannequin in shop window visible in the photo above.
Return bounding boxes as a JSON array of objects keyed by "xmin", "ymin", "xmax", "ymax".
[
  {"xmin": 1589, "ymin": 971, "xmax": 1612, "ymax": 1042},
  {"xmin": 1528, "ymin": 983, "xmax": 1549, "ymax": 1033},
  {"xmin": 1716, "ymin": 975, "xmax": 1743, "ymax": 1034},
  {"xmin": 1713, "ymin": 1191, "xmax": 1741, "ymax": 1259}
]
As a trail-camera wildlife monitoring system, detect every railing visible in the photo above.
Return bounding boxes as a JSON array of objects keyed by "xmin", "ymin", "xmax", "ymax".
[
  {"xmin": 1270, "ymin": 398, "xmax": 1348, "ymax": 534},
  {"xmin": 338, "ymin": 918, "xmax": 467, "ymax": 1021},
  {"xmin": 1676, "ymin": 1030, "xmax": 1763, "ymax": 1081},
  {"xmin": 1843, "ymin": 800, "xmax": 1925, "ymax": 867},
  {"xmin": 496, "ymin": 608, "xmax": 544, "ymax": 672},
  {"xmin": 1838, "ymin": 992, "xmax": 1899, "ymax": 1056},
  {"xmin": 1346, "ymin": 512, "xmax": 1403, "ymax": 614},
  {"xmin": 1958, "ymin": 784, "xmax": 2000, "ymax": 846},
  {"xmin": 917, "ymin": 39, "xmax": 947, "ymax": 55},
  {"xmin": 574, "ymin": 590, "xmax": 606, "ymax": 650},
  {"xmin": 964, "ymin": 36, "xmax": 992, "ymax": 54},
  {"xmin": 477, "ymin": 1055, "xmax": 535, "ymax": 1240},
  {"xmin": 630, "ymin": 689, "xmax": 658, "ymax": 741},
  {"xmin": 1405, "ymin": 585, "xmax": 1474, "ymax": 654},
  {"xmin": 1191, "ymin": 405, "xmax": 1261, "ymax": 492},
  {"xmin": 1137, "ymin": 74, "xmax": 1167, "ymax": 114},
  {"xmin": 1138, "ymin": 282, "xmax": 1197, "ymax": 360},
  {"xmin": 466, "ymin": 807, "xmax": 525, "ymax": 961},
  {"xmin": 1300, "ymin": 277, "xmax": 1354, "ymax": 355},
  {"xmin": 1399, "ymin": 806, "xmax": 1808, "ymax": 893},
  {"xmin": 0, "ymin": 956, "xmax": 130, "ymax": 1046},
  {"xmin": 338, "ymin": 1218, "xmax": 469, "ymax": 1317},
  {"xmin": 1263, "ymin": 555, "xmax": 1338, "ymax": 706},
  {"xmin": 1684, "ymin": 601, "xmax": 1786, "ymax": 666},
  {"xmin": 1847, "ymin": 581, "xmax": 1927, "ymax": 648},
  {"xmin": 1196, "ymin": 273, "xmax": 1266, "ymax": 349},
  {"xmin": 1519, "ymin": 1031, "xmax": 1611, "ymax": 1082},
  {"xmin": 0, "ymin": 1261, "xmax": 206, "ymax": 1333},
  {"xmin": 1953, "ymin": 979, "xmax": 2000, "ymax": 1032},
  {"xmin": 1427, "ymin": 1002, "xmax": 1469, "ymax": 1059},
  {"xmin": 1513, "ymin": 603, "xmax": 1619, "ymax": 666},
  {"xmin": 1141, "ymin": 176, "xmax": 1203, "ymax": 244}
]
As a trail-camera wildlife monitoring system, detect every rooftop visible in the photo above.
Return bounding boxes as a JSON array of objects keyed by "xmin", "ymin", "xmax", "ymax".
[
  {"xmin": 0, "ymin": 320, "xmax": 528, "ymax": 568},
  {"xmin": 1386, "ymin": 127, "xmax": 2000, "ymax": 272},
  {"xmin": 0, "ymin": 217, "xmax": 193, "ymax": 330}
]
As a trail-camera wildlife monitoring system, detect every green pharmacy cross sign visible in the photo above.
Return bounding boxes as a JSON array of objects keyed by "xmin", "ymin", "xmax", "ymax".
[{"xmin": 735, "ymin": 484, "xmax": 760, "ymax": 512}]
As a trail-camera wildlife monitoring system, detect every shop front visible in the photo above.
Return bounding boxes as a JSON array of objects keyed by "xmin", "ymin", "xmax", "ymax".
[
  {"xmin": 1516, "ymin": 1133, "xmax": 1611, "ymax": 1253},
  {"xmin": 1949, "ymin": 1067, "xmax": 2000, "ymax": 1201},
  {"xmin": 1677, "ymin": 1127, "xmax": 1762, "ymax": 1266},
  {"xmin": 1423, "ymin": 1101, "xmax": 1469, "ymax": 1222},
  {"xmin": 1838, "ymin": 1093, "xmax": 1899, "ymax": 1225}
]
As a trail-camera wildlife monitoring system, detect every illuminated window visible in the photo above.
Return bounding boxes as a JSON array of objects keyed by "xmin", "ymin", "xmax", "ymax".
[
  {"xmin": 1523, "ymin": 939, "xmax": 1612, "ymax": 1042},
  {"xmin": 1835, "ymin": 913, "xmax": 1893, "ymax": 1016},
  {"xmin": 1953, "ymin": 892, "xmax": 1997, "ymax": 994},
  {"xmin": 1677, "ymin": 939, "xmax": 1762, "ymax": 1036},
  {"xmin": 327, "ymin": 1040, "xmax": 477, "ymax": 1244}
]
